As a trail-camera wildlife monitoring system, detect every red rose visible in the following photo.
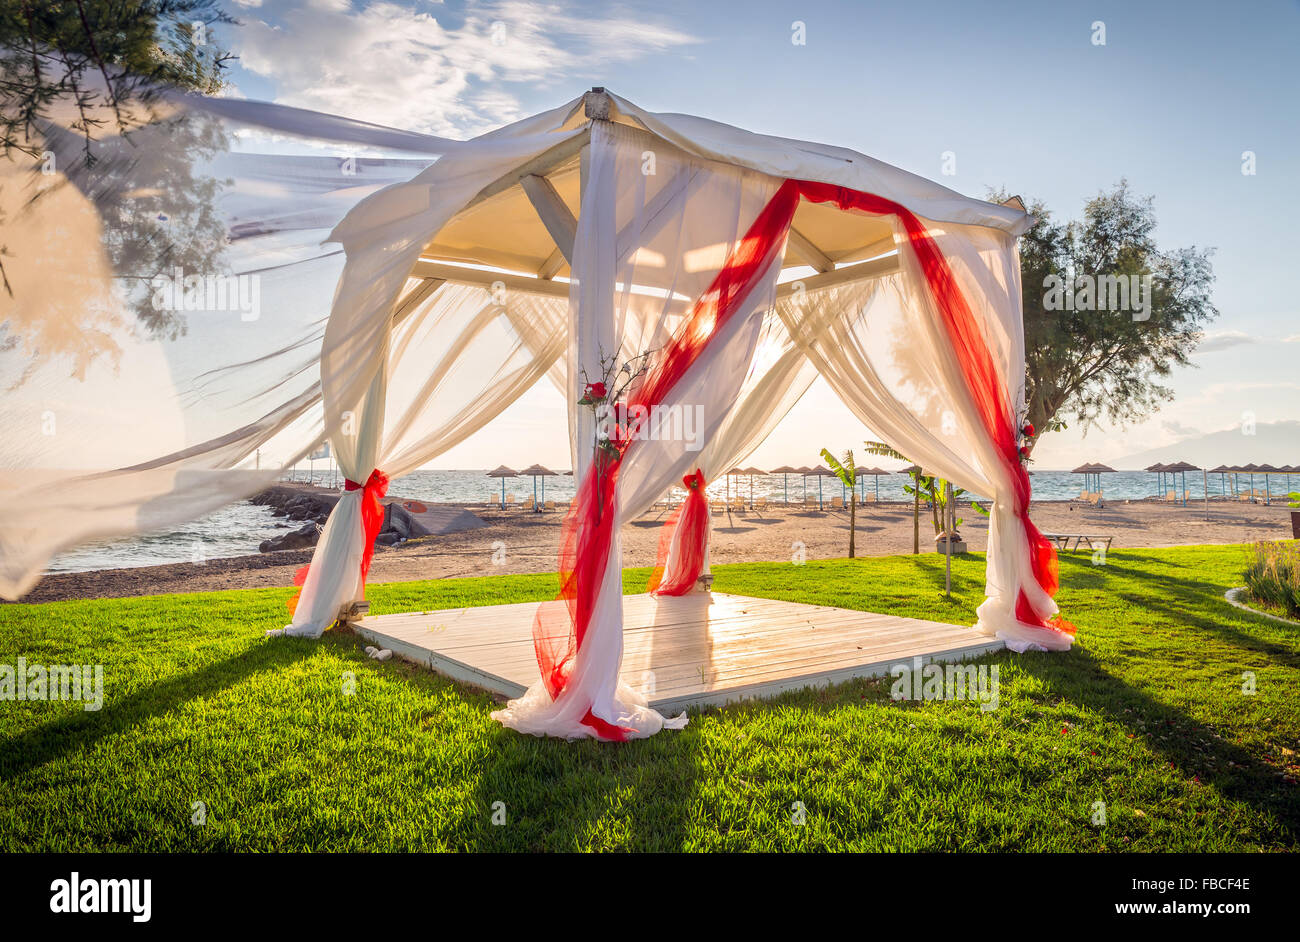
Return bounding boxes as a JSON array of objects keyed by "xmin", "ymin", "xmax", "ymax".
[
  {"xmin": 1022, "ymin": 422, "xmax": 1036, "ymax": 438},
  {"xmin": 1019, "ymin": 445, "xmax": 1030, "ymax": 459},
  {"xmin": 586, "ymin": 381, "xmax": 607, "ymax": 399}
]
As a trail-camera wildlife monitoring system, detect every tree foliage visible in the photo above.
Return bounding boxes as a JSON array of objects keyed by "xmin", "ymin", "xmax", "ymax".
[
  {"xmin": 995, "ymin": 181, "xmax": 1218, "ymax": 448},
  {"xmin": 1, "ymin": 1, "xmax": 233, "ymax": 165},
  {"xmin": 0, "ymin": 1, "xmax": 235, "ymax": 368}
]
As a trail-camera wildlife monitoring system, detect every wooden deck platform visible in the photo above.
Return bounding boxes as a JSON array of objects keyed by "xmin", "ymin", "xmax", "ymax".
[{"xmin": 354, "ymin": 592, "xmax": 1003, "ymax": 712}]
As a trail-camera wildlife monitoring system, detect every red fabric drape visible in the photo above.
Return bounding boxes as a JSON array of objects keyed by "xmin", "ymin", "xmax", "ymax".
[
  {"xmin": 648, "ymin": 469, "xmax": 710, "ymax": 596},
  {"xmin": 532, "ymin": 181, "xmax": 801, "ymax": 740},
  {"xmin": 286, "ymin": 468, "xmax": 389, "ymax": 617},
  {"xmin": 792, "ymin": 181, "xmax": 1070, "ymax": 637}
]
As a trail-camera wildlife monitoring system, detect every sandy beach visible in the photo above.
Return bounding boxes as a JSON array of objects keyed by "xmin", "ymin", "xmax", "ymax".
[{"xmin": 17, "ymin": 491, "xmax": 1297, "ymax": 603}]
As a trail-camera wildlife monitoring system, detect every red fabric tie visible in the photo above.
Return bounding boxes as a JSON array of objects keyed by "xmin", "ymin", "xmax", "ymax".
[
  {"xmin": 286, "ymin": 467, "xmax": 389, "ymax": 616},
  {"xmin": 649, "ymin": 470, "xmax": 710, "ymax": 596},
  {"xmin": 345, "ymin": 468, "xmax": 390, "ymax": 586}
]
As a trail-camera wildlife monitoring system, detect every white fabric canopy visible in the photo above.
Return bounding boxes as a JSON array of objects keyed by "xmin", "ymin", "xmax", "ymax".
[{"xmin": 0, "ymin": 87, "xmax": 1072, "ymax": 743}]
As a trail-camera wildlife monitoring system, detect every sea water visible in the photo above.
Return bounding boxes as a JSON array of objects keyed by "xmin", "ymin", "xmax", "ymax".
[{"xmin": 42, "ymin": 467, "xmax": 1296, "ymax": 574}]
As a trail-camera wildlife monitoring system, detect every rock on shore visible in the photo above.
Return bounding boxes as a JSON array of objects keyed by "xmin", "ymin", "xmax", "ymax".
[{"xmin": 251, "ymin": 485, "xmax": 429, "ymax": 553}]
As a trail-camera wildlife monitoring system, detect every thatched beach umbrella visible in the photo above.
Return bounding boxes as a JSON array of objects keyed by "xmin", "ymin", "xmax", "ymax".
[
  {"xmin": 1072, "ymin": 462, "xmax": 1116, "ymax": 496},
  {"xmin": 486, "ymin": 465, "xmax": 517, "ymax": 509},
  {"xmin": 1256, "ymin": 464, "xmax": 1282, "ymax": 505},
  {"xmin": 1208, "ymin": 464, "xmax": 1232, "ymax": 497},
  {"xmin": 807, "ymin": 465, "xmax": 835, "ymax": 510},
  {"xmin": 1164, "ymin": 461, "xmax": 1199, "ymax": 506},
  {"xmin": 770, "ymin": 465, "xmax": 799, "ymax": 504},
  {"xmin": 741, "ymin": 466, "xmax": 765, "ymax": 506},
  {"xmin": 519, "ymin": 463, "xmax": 557, "ymax": 508},
  {"xmin": 1145, "ymin": 462, "xmax": 1169, "ymax": 497},
  {"xmin": 725, "ymin": 466, "xmax": 745, "ymax": 504},
  {"xmin": 1162, "ymin": 460, "xmax": 1205, "ymax": 513},
  {"xmin": 1239, "ymin": 463, "xmax": 1261, "ymax": 501},
  {"xmin": 858, "ymin": 466, "xmax": 889, "ymax": 502},
  {"xmin": 795, "ymin": 466, "xmax": 814, "ymax": 502}
]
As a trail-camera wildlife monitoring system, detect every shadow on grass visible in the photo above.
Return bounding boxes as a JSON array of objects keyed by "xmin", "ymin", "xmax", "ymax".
[
  {"xmin": 0, "ymin": 640, "xmax": 316, "ymax": 784},
  {"xmin": 444, "ymin": 710, "xmax": 703, "ymax": 852},
  {"xmin": 1018, "ymin": 645, "xmax": 1299, "ymax": 842}
]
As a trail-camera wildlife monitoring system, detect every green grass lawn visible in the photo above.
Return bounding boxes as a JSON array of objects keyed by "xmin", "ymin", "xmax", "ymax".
[{"xmin": 1, "ymin": 544, "xmax": 1297, "ymax": 851}]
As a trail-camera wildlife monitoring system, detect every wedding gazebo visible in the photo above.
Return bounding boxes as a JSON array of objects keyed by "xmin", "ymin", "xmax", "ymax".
[{"xmin": 0, "ymin": 87, "xmax": 1073, "ymax": 742}]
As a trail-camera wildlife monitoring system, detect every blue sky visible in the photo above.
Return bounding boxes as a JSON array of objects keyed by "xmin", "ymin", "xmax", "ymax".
[{"xmin": 218, "ymin": 0, "xmax": 1299, "ymax": 469}]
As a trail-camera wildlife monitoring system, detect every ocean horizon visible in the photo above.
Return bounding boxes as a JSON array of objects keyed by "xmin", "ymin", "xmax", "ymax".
[{"xmin": 42, "ymin": 466, "xmax": 1298, "ymax": 575}]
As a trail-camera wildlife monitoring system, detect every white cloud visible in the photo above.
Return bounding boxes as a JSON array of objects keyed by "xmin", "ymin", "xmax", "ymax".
[
  {"xmin": 232, "ymin": 0, "xmax": 698, "ymax": 137},
  {"xmin": 1194, "ymin": 329, "xmax": 1255, "ymax": 353}
]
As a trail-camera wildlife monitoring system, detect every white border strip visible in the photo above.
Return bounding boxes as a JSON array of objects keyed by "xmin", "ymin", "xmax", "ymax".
[{"xmin": 1224, "ymin": 587, "xmax": 1300, "ymax": 626}]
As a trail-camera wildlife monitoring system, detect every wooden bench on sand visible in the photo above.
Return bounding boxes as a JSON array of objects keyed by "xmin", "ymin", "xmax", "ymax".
[{"xmin": 1042, "ymin": 532, "xmax": 1114, "ymax": 553}]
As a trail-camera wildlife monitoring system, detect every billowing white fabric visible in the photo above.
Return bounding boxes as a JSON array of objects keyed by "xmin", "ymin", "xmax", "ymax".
[
  {"xmin": 491, "ymin": 122, "xmax": 787, "ymax": 738},
  {"xmin": 0, "ymin": 96, "xmax": 443, "ymax": 598}
]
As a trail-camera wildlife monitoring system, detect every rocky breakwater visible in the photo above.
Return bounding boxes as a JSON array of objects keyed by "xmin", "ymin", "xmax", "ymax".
[{"xmin": 251, "ymin": 485, "xmax": 429, "ymax": 553}]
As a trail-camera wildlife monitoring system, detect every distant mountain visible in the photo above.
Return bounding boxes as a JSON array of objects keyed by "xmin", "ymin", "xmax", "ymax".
[{"xmin": 1111, "ymin": 420, "xmax": 1300, "ymax": 470}]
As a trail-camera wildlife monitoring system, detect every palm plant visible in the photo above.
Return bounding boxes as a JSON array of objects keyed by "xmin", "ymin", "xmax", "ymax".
[
  {"xmin": 820, "ymin": 448, "xmax": 857, "ymax": 558},
  {"xmin": 863, "ymin": 440, "xmax": 966, "ymax": 552}
]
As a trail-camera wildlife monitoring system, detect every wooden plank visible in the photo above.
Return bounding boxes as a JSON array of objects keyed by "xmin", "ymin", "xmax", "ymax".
[
  {"xmin": 776, "ymin": 253, "xmax": 899, "ymax": 298},
  {"xmin": 519, "ymin": 173, "xmax": 578, "ymax": 264},
  {"xmin": 833, "ymin": 234, "xmax": 897, "ymax": 266},
  {"xmin": 652, "ymin": 641, "xmax": 1004, "ymax": 712},
  {"xmin": 538, "ymin": 247, "xmax": 567, "ymax": 280},
  {"xmin": 355, "ymin": 593, "xmax": 1004, "ymax": 713},
  {"xmin": 461, "ymin": 128, "xmax": 589, "ymax": 214},
  {"xmin": 409, "ymin": 260, "xmax": 570, "ymax": 299},
  {"xmin": 787, "ymin": 226, "xmax": 835, "ymax": 273}
]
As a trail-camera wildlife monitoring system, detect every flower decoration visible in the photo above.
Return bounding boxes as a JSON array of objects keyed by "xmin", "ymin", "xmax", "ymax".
[{"xmin": 578, "ymin": 381, "xmax": 607, "ymax": 406}]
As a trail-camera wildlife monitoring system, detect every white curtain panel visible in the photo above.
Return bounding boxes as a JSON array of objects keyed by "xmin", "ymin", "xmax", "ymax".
[
  {"xmin": 663, "ymin": 307, "xmax": 822, "ymax": 581},
  {"xmin": 777, "ymin": 219, "xmax": 1069, "ymax": 652},
  {"xmin": 492, "ymin": 122, "xmax": 788, "ymax": 738},
  {"xmin": 285, "ymin": 283, "xmax": 569, "ymax": 637}
]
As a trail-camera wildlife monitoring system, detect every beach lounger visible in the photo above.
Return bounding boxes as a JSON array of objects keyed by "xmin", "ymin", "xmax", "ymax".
[
  {"xmin": 831, "ymin": 495, "xmax": 844, "ymax": 509},
  {"xmin": 710, "ymin": 500, "xmax": 725, "ymax": 514},
  {"xmin": 754, "ymin": 497, "xmax": 768, "ymax": 512},
  {"xmin": 544, "ymin": 500, "xmax": 556, "ymax": 512}
]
